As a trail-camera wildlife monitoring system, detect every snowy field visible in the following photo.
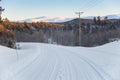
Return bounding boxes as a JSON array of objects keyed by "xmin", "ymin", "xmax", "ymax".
[{"xmin": 0, "ymin": 41, "xmax": 120, "ymax": 80}]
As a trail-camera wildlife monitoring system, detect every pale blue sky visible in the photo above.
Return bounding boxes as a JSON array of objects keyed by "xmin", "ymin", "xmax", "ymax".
[{"xmin": 1, "ymin": 0, "xmax": 120, "ymax": 20}]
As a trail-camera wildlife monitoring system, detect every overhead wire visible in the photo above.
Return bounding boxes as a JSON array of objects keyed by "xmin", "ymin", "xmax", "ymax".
[
  {"xmin": 77, "ymin": 0, "xmax": 105, "ymax": 17},
  {"xmin": 78, "ymin": 0, "xmax": 100, "ymax": 11},
  {"xmin": 83, "ymin": 0, "xmax": 104, "ymax": 12}
]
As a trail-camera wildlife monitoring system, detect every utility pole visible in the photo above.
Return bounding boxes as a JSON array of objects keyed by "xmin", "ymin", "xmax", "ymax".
[
  {"xmin": 119, "ymin": 14, "xmax": 120, "ymax": 27},
  {"xmin": 76, "ymin": 12, "xmax": 84, "ymax": 46},
  {"xmin": 119, "ymin": 14, "xmax": 120, "ymax": 23}
]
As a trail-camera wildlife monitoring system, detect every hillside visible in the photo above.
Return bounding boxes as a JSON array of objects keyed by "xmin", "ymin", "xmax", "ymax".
[
  {"xmin": 63, "ymin": 18, "xmax": 93, "ymax": 24},
  {"xmin": 0, "ymin": 41, "xmax": 120, "ymax": 80},
  {"xmin": 20, "ymin": 14, "xmax": 120, "ymax": 23},
  {"xmin": 20, "ymin": 16, "xmax": 73, "ymax": 23}
]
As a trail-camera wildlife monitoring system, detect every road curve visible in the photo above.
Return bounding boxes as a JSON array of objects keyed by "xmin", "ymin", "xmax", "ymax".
[{"xmin": 1, "ymin": 43, "xmax": 120, "ymax": 80}]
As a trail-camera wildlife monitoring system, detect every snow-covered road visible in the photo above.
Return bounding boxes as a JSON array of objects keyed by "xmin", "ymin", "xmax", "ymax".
[{"xmin": 0, "ymin": 41, "xmax": 120, "ymax": 80}]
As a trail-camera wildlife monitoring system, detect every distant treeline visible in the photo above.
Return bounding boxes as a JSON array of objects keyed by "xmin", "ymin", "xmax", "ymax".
[{"xmin": 0, "ymin": 16, "xmax": 120, "ymax": 48}]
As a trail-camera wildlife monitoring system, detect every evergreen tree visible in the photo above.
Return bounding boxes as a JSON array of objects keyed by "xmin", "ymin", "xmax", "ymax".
[
  {"xmin": 104, "ymin": 16, "xmax": 109, "ymax": 25},
  {"xmin": 97, "ymin": 16, "xmax": 101, "ymax": 25},
  {"xmin": 93, "ymin": 17, "xmax": 97, "ymax": 24}
]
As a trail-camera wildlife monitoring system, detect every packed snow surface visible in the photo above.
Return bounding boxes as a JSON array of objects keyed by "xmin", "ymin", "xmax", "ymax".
[{"xmin": 0, "ymin": 41, "xmax": 120, "ymax": 80}]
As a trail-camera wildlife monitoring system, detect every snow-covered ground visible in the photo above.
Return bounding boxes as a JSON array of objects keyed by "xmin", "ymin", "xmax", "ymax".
[{"xmin": 0, "ymin": 41, "xmax": 120, "ymax": 80}]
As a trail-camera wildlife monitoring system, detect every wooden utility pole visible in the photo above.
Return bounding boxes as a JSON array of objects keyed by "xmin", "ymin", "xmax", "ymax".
[
  {"xmin": 118, "ymin": 14, "xmax": 120, "ymax": 23},
  {"xmin": 76, "ymin": 12, "xmax": 84, "ymax": 46}
]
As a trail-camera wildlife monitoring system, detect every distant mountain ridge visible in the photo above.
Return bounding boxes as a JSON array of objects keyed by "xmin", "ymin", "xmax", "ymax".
[
  {"xmin": 20, "ymin": 14, "xmax": 120, "ymax": 23},
  {"xmin": 84, "ymin": 14, "xmax": 120, "ymax": 19},
  {"xmin": 21, "ymin": 16, "xmax": 73, "ymax": 23}
]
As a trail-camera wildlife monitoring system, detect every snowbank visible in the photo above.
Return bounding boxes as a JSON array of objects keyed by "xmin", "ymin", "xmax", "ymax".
[{"xmin": 0, "ymin": 41, "xmax": 120, "ymax": 80}]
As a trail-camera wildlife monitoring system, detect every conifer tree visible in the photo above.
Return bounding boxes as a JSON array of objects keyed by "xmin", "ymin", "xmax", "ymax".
[
  {"xmin": 97, "ymin": 16, "xmax": 101, "ymax": 25},
  {"xmin": 104, "ymin": 16, "xmax": 109, "ymax": 24},
  {"xmin": 93, "ymin": 17, "xmax": 97, "ymax": 24}
]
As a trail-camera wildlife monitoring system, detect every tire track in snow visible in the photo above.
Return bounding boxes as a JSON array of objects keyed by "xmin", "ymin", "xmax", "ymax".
[
  {"xmin": 1, "ymin": 44, "xmax": 115, "ymax": 80},
  {"xmin": 0, "ymin": 46, "xmax": 43, "ymax": 80},
  {"xmin": 49, "ymin": 48, "xmax": 68, "ymax": 80},
  {"xmin": 32, "ymin": 45, "xmax": 59, "ymax": 80},
  {"xmin": 59, "ymin": 48, "xmax": 97, "ymax": 80},
  {"xmin": 59, "ymin": 47, "xmax": 114, "ymax": 80},
  {"xmin": 14, "ymin": 46, "xmax": 48, "ymax": 80},
  {"xmin": 57, "ymin": 53, "xmax": 72, "ymax": 80},
  {"xmin": 12, "ymin": 45, "xmax": 54, "ymax": 80},
  {"xmin": 47, "ymin": 46, "xmax": 73, "ymax": 80}
]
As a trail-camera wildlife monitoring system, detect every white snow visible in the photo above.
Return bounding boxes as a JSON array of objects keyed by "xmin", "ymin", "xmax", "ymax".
[{"xmin": 0, "ymin": 41, "xmax": 120, "ymax": 80}]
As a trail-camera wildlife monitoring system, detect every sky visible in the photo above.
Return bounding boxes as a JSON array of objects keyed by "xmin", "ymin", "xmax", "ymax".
[{"xmin": 1, "ymin": 0, "xmax": 120, "ymax": 21}]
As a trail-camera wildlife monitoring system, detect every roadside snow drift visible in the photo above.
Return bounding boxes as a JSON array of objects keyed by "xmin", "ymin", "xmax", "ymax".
[{"xmin": 0, "ymin": 41, "xmax": 120, "ymax": 80}]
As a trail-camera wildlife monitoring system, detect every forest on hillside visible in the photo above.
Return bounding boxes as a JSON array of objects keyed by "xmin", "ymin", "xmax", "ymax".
[{"xmin": 0, "ymin": 16, "xmax": 120, "ymax": 48}]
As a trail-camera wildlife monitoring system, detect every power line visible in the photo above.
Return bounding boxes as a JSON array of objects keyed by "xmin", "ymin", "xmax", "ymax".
[
  {"xmin": 78, "ymin": 0, "xmax": 95, "ymax": 10},
  {"xmin": 78, "ymin": 0, "xmax": 100, "ymax": 11},
  {"xmin": 74, "ymin": 0, "xmax": 104, "ymax": 46},
  {"xmin": 83, "ymin": 0, "xmax": 104, "ymax": 12},
  {"xmin": 78, "ymin": 0, "xmax": 104, "ymax": 14}
]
